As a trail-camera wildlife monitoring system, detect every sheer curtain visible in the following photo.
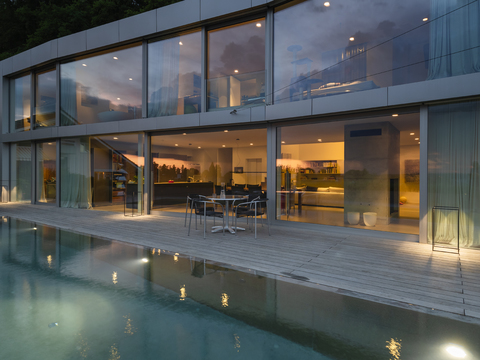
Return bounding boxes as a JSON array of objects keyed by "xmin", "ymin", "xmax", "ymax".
[
  {"xmin": 148, "ymin": 37, "xmax": 180, "ymax": 117},
  {"xmin": 428, "ymin": 101, "xmax": 480, "ymax": 247},
  {"xmin": 428, "ymin": 0, "xmax": 480, "ymax": 79},
  {"xmin": 61, "ymin": 137, "xmax": 92, "ymax": 208}
]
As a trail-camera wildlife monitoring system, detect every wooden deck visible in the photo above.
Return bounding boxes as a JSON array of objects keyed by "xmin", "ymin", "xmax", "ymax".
[{"xmin": 2, "ymin": 203, "xmax": 480, "ymax": 322}]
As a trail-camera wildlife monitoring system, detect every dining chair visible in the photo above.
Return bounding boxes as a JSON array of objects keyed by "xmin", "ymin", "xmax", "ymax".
[
  {"xmin": 234, "ymin": 197, "xmax": 270, "ymax": 239},
  {"xmin": 188, "ymin": 199, "xmax": 225, "ymax": 238}
]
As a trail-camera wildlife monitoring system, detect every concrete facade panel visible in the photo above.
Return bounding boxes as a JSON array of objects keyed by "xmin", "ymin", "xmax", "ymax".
[
  {"xmin": 86, "ymin": 122, "xmax": 120, "ymax": 135},
  {"xmin": 119, "ymin": 10, "xmax": 156, "ymax": 42},
  {"xmin": 252, "ymin": 0, "xmax": 267, "ymax": 6},
  {"xmin": 155, "ymin": 113, "xmax": 200, "ymax": 130},
  {"xmin": 11, "ymin": 51, "xmax": 31, "ymax": 74},
  {"xmin": 87, "ymin": 22, "xmax": 120, "ymax": 50},
  {"xmin": 157, "ymin": 0, "xmax": 201, "ymax": 32},
  {"xmin": 1, "ymin": 59, "xmax": 13, "ymax": 76},
  {"xmin": 30, "ymin": 128, "xmax": 56, "ymax": 140},
  {"xmin": 119, "ymin": 118, "xmax": 157, "ymax": 132},
  {"xmin": 58, "ymin": 32, "xmax": 87, "ymax": 58},
  {"xmin": 201, "ymin": 0, "xmax": 251, "ymax": 20},
  {"xmin": 1, "ymin": 131, "xmax": 32, "ymax": 143},
  {"xmin": 266, "ymin": 99, "xmax": 312, "ymax": 121},
  {"xmin": 251, "ymin": 105, "xmax": 266, "ymax": 122},
  {"xmin": 57, "ymin": 125, "xmax": 88, "ymax": 137},
  {"xmin": 31, "ymin": 41, "xmax": 58, "ymax": 67},
  {"xmin": 200, "ymin": 109, "xmax": 250, "ymax": 126},
  {"xmin": 312, "ymin": 88, "xmax": 388, "ymax": 115}
]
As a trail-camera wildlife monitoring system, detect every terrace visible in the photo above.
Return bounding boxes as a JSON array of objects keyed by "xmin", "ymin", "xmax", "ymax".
[{"xmin": 1, "ymin": 202, "xmax": 479, "ymax": 323}]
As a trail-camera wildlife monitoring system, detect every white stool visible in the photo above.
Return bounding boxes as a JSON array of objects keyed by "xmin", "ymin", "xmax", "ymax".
[
  {"xmin": 347, "ymin": 212, "xmax": 360, "ymax": 225},
  {"xmin": 363, "ymin": 212, "xmax": 377, "ymax": 226}
]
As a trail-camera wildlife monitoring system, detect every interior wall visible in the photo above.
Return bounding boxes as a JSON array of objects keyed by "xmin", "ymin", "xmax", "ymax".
[
  {"xmin": 232, "ymin": 146, "xmax": 267, "ymax": 185},
  {"xmin": 399, "ymin": 144, "xmax": 420, "ymax": 204}
]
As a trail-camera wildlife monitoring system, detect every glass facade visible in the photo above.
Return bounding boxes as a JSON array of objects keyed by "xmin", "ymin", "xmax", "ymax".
[
  {"xmin": 276, "ymin": 113, "xmax": 420, "ymax": 234},
  {"xmin": 207, "ymin": 19, "xmax": 265, "ymax": 111},
  {"xmin": 428, "ymin": 101, "xmax": 480, "ymax": 248},
  {"xmin": 10, "ymin": 141, "xmax": 32, "ymax": 202},
  {"xmin": 60, "ymin": 44, "xmax": 142, "ymax": 126},
  {"xmin": 274, "ymin": 0, "xmax": 432, "ymax": 103},
  {"xmin": 36, "ymin": 142, "xmax": 56, "ymax": 204},
  {"xmin": 151, "ymin": 129, "xmax": 267, "ymax": 212},
  {"xmin": 10, "ymin": 75, "xmax": 31, "ymax": 132},
  {"xmin": 148, "ymin": 31, "xmax": 202, "ymax": 117},
  {"xmin": 35, "ymin": 69, "xmax": 56, "ymax": 128},
  {"xmin": 60, "ymin": 133, "xmax": 144, "ymax": 212}
]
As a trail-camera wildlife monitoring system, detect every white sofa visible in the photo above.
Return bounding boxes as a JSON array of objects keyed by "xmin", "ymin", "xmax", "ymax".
[{"xmin": 300, "ymin": 186, "xmax": 344, "ymax": 208}]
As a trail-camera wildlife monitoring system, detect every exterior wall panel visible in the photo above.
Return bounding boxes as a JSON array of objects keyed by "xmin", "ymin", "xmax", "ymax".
[
  {"xmin": 119, "ymin": 10, "xmax": 157, "ymax": 42},
  {"xmin": 157, "ymin": 0, "xmax": 201, "ymax": 32},
  {"xmin": 201, "ymin": 0, "xmax": 252, "ymax": 20},
  {"xmin": 87, "ymin": 22, "xmax": 120, "ymax": 50},
  {"xmin": 31, "ymin": 40, "xmax": 58, "ymax": 67},
  {"xmin": 58, "ymin": 31, "xmax": 87, "ymax": 58}
]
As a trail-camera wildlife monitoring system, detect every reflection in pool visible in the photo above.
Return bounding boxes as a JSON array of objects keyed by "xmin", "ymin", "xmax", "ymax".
[{"xmin": 0, "ymin": 217, "xmax": 479, "ymax": 359}]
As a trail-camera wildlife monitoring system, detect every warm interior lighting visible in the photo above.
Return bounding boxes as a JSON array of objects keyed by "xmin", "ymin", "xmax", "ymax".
[
  {"xmin": 250, "ymin": 143, "xmax": 253, "ymax": 146},
  {"xmin": 222, "ymin": 145, "xmax": 226, "ymax": 147},
  {"xmin": 112, "ymin": 271, "xmax": 118, "ymax": 284},
  {"xmin": 349, "ymin": 37, "xmax": 355, "ymax": 41},
  {"xmin": 318, "ymin": 139, "xmax": 322, "ymax": 142},
  {"xmin": 418, "ymin": 141, "xmax": 421, "ymax": 144},
  {"xmin": 324, "ymin": 1, "xmax": 330, "ymax": 6},
  {"xmin": 117, "ymin": 97, "xmax": 121, "ymax": 100},
  {"xmin": 141, "ymin": 258, "xmax": 148, "ymax": 263},
  {"xmin": 113, "ymin": 56, "xmax": 118, "ymax": 60},
  {"xmin": 224, "ymin": 130, "xmax": 228, "ymax": 132},
  {"xmin": 198, "ymin": 146, "xmax": 201, "ymax": 149},
  {"xmin": 179, "ymin": 41, "xmax": 183, "ymax": 45},
  {"xmin": 128, "ymin": 78, "xmax": 133, "ymax": 81},
  {"xmin": 175, "ymin": 144, "xmax": 178, "ymax": 146},
  {"xmin": 183, "ymin": 133, "xmax": 186, "ymax": 135},
  {"xmin": 410, "ymin": 132, "xmax": 415, "ymax": 135},
  {"xmin": 256, "ymin": 23, "xmax": 262, "ymax": 27},
  {"xmin": 113, "ymin": 137, "xmax": 118, "ymax": 140},
  {"xmin": 221, "ymin": 293, "xmax": 229, "ymax": 307},
  {"xmin": 445, "ymin": 345, "xmax": 467, "ymax": 358},
  {"xmin": 392, "ymin": 114, "xmax": 399, "ymax": 117},
  {"xmin": 415, "ymin": 137, "xmax": 419, "ymax": 140},
  {"xmin": 234, "ymin": 69, "xmax": 239, "ymax": 73},
  {"xmin": 423, "ymin": 17, "xmax": 428, "ymax": 21},
  {"xmin": 281, "ymin": 141, "xmax": 285, "ymax": 144},
  {"xmin": 47, "ymin": 143, "xmax": 53, "ymax": 145},
  {"xmin": 180, "ymin": 285, "xmax": 187, "ymax": 301},
  {"xmin": 82, "ymin": 64, "xmax": 87, "ymax": 67}
]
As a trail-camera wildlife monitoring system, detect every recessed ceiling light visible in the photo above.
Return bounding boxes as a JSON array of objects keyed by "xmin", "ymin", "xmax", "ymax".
[
  {"xmin": 415, "ymin": 138, "xmax": 419, "ymax": 141},
  {"xmin": 423, "ymin": 17, "xmax": 428, "ymax": 22},
  {"xmin": 113, "ymin": 56, "xmax": 118, "ymax": 60},
  {"xmin": 224, "ymin": 130, "xmax": 228, "ymax": 132},
  {"xmin": 179, "ymin": 41, "xmax": 183, "ymax": 45},
  {"xmin": 47, "ymin": 143, "xmax": 53, "ymax": 145},
  {"xmin": 250, "ymin": 143, "xmax": 253, "ymax": 146},
  {"xmin": 281, "ymin": 141, "xmax": 285, "ymax": 144},
  {"xmin": 318, "ymin": 139, "xmax": 322, "ymax": 142},
  {"xmin": 175, "ymin": 144, "xmax": 178, "ymax": 146},
  {"xmin": 418, "ymin": 141, "xmax": 421, "ymax": 144},
  {"xmin": 345, "ymin": 90, "xmax": 350, "ymax": 92},
  {"xmin": 117, "ymin": 97, "xmax": 121, "ymax": 100},
  {"xmin": 349, "ymin": 37, "xmax": 355, "ymax": 41},
  {"xmin": 183, "ymin": 133, "xmax": 187, "ymax": 135},
  {"xmin": 113, "ymin": 137, "xmax": 118, "ymax": 140},
  {"xmin": 222, "ymin": 145, "xmax": 226, "ymax": 147},
  {"xmin": 82, "ymin": 63, "xmax": 87, "ymax": 67},
  {"xmin": 128, "ymin": 78, "xmax": 133, "ymax": 81},
  {"xmin": 410, "ymin": 132, "xmax": 415, "ymax": 135},
  {"xmin": 141, "ymin": 258, "xmax": 148, "ymax": 263},
  {"xmin": 198, "ymin": 146, "xmax": 201, "ymax": 149},
  {"xmin": 234, "ymin": 70, "xmax": 239, "ymax": 73},
  {"xmin": 324, "ymin": 1, "xmax": 330, "ymax": 6},
  {"xmin": 392, "ymin": 114, "xmax": 399, "ymax": 117},
  {"xmin": 256, "ymin": 23, "xmax": 262, "ymax": 27}
]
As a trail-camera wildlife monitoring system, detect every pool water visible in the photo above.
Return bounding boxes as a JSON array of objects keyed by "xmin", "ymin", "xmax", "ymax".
[{"xmin": 1, "ymin": 217, "xmax": 479, "ymax": 360}]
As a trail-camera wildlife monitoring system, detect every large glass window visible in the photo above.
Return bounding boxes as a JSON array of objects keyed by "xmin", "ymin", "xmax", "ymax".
[
  {"xmin": 10, "ymin": 141, "xmax": 32, "ymax": 202},
  {"xmin": 35, "ymin": 69, "xmax": 56, "ymax": 128},
  {"xmin": 428, "ymin": 101, "xmax": 480, "ymax": 248},
  {"xmin": 151, "ymin": 129, "xmax": 267, "ymax": 212},
  {"xmin": 10, "ymin": 75, "xmax": 31, "ymax": 132},
  {"xmin": 148, "ymin": 31, "xmax": 202, "ymax": 117},
  {"xmin": 36, "ymin": 142, "xmax": 56, "ymax": 204},
  {"xmin": 208, "ymin": 19, "xmax": 265, "ymax": 111},
  {"xmin": 60, "ymin": 44, "xmax": 142, "ymax": 126},
  {"xmin": 60, "ymin": 133, "xmax": 144, "ymax": 213},
  {"xmin": 276, "ymin": 112, "xmax": 420, "ymax": 235},
  {"xmin": 274, "ymin": 0, "xmax": 434, "ymax": 103}
]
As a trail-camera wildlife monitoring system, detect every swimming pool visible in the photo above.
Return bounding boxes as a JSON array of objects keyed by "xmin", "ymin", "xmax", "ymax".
[{"xmin": 1, "ymin": 217, "xmax": 479, "ymax": 359}]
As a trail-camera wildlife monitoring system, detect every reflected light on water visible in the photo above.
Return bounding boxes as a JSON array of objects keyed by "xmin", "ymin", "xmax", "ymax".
[
  {"xmin": 180, "ymin": 285, "xmax": 187, "ymax": 301},
  {"xmin": 110, "ymin": 343, "xmax": 120, "ymax": 360},
  {"xmin": 123, "ymin": 315, "xmax": 136, "ymax": 335},
  {"xmin": 174, "ymin": 253, "xmax": 179, "ymax": 262},
  {"xmin": 157, "ymin": 249, "xmax": 161, "ymax": 255},
  {"xmin": 47, "ymin": 255, "xmax": 52, "ymax": 268},
  {"xmin": 445, "ymin": 344, "xmax": 467, "ymax": 358},
  {"xmin": 221, "ymin": 293, "xmax": 229, "ymax": 307},
  {"xmin": 112, "ymin": 272, "xmax": 118, "ymax": 285},
  {"xmin": 152, "ymin": 248, "xmax": 155, "ymax": 255},
  {"xmin": 234, "ymin": 334, "xmax": 241, "ymax": 352},
  {"xmin": 386, "ymin": 338, "xmax": 401, "ymax": 360}
]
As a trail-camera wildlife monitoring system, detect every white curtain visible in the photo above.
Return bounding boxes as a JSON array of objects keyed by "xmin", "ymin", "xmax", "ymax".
[
  {"xmin": 36, "ymin": 144, "xmax": 46, "ymax": 202},
  {"xmin": 428, "ymin": 101, "xmax": 480, "ymax": 248},
  {"xmin": 148, "ymin": 37, "xmax": 180, "ymax": 117},
  {"xmin": 61, "ymin": 137, "xmax": 92, "ymax": 209},
  {"xmin": 60, "ymin": 64, "xmax": 78, "ymax": 125},
  {"xmin": 428, "ymin": 0, "xmax": 480, "ymax": 79}
]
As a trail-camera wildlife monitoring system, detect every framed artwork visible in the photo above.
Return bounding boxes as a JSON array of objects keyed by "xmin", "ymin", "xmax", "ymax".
[{"xmin": 405, "ymin": 159, "xmax": 420, "ymax": 182}]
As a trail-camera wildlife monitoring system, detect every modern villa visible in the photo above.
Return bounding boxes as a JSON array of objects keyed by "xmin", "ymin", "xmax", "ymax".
[{"xmin": 1, "ymin": 0, "xmax": 480, "ymax": 249}]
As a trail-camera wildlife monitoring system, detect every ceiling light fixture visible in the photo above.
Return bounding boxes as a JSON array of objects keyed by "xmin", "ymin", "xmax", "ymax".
[
  {"xmin": 128, "ymin": 78, "xmax": 133, "ymax": 81},
  {"xmin": 183, "ymin": 133, "xmax": 187, "ymax": 135},
  {"xmin": 222, "ymin": 145, "xmax": 226, "ymax": 147},
  {"xmin": 349, "ymin": 37, "xmax": 355, "ymax": 41},
  {"xmin": 198, "ymin": 146, "xmax": 201, "ymax": 149},
  {"xmin": 250, "ymin": 143, "xmax": 253, "ymax": 146},
  {"xmin": 392, "ymin": 114, "xmax": 399, "ymax": 117},
  {"xmin": 113, "ymin": 137, "xmax": 118, "ymax": 140},
  {"xmin": 256, "ymin": 23, "xmax": 262, "ymax": 27},
  {"xmin": 234, "ymin": 69, "xmax": 239, "ymax": 73},
  {"xmin": 113, "ymin": 56, "xmax": 118, "ymax": 60},
  {"xmin": 117, "ymin": 97, "xmax": 121, "ymax": 100},
  {"xmin": 410, "ymin": 132, "xmax": 415, "ymax": 135},
  {"xmin": 179, "ymin": 41, "xmax": 183, "ymax": 45},
  {"xmin": 324, "ymin": 1, "xmax": 330, "ymax": 6},
  {"xmin": 224, "ymin": 130, "xmax": 228, "ymax": 132},
  {"xmin": 175, "ymin": 144, "xmax": 178, "ymax": 146},
  {"xmin": 141, "ymin": 258, "xmax": 148, "ymax": 263},
  {"xmin": 281, "ymin": 141, "xmax": 285, "ymax": 144},
  {"xmin": 82, "ymin": 63, "xmax": 87, "ymax": 67},
  {"xmin": 423, "ymin": 17, "xmax": 428, "ymax": 22},
  {"xmin": 318, "ymin": 139, "xmax": 322, "ymax": 142},
  {"xmin": 415, "ymin": 138, "xmax": 419, "ymax": 141}
]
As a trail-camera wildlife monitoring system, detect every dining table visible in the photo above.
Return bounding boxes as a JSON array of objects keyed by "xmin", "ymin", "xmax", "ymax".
[{"xmin": 206, "ymin": 195, "xmax": 247, "ymax": 234}]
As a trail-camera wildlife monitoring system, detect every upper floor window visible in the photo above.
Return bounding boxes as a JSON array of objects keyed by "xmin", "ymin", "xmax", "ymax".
[
  {"xmin": 207, "ymin": 19, "xmax": 265, "ymax": 111},
  {"xmin": 60, "ymin": 43, "xmax": 142, "ymax": 126},
  {"xmin": 274, "ymin": 0, "xmax": 431, "ymax": 104},
  {"xmin": 10, "ymin": 75, "xmax": 31, "ymax": 132},
  {"xmin": 148, "ymin": 31, "xmax": 202, "ymax": 117},
  {"xmin": 35, "ymin": 69, "xmax": 56, "ymax": 129}
]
